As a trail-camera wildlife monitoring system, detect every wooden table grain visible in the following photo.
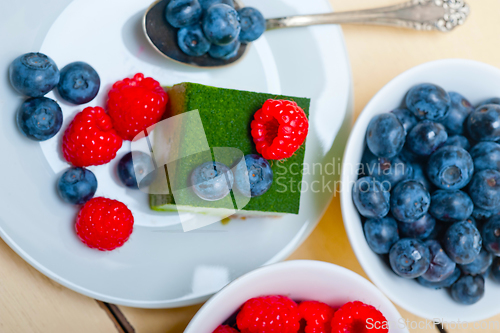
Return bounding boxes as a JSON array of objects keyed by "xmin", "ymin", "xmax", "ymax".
[{"xmin": 1, "ymin": 0, "xmax": 500, "ymax": 332}]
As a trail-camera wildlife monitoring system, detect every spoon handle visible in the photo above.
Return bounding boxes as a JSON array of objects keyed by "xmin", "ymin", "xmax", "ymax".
[{"xmin": 265, "ymin": 0, "xmax": 470, "ymax": 32}]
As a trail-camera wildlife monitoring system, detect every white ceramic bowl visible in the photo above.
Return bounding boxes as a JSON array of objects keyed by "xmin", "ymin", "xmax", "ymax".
[
  {"xmin": 185, "ymin": 260, "xmax": 408, "ymax": 333},
  {"xmin": 341, "ymin": 59, "xmax": 500, "ymax": 322}
]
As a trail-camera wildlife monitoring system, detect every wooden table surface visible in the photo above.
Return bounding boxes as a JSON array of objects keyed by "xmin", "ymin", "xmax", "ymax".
[{"xmin": 2, "ymin": 0, "xmax": 500, "ymax": 332}]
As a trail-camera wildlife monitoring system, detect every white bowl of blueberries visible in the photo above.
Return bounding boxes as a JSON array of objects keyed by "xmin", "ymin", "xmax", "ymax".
[{"xmin": 341, "ymin": 59, "xmax": 500, "ymax": 322}]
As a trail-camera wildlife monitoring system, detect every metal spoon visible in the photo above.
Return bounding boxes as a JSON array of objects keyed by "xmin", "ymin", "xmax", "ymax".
[{"xmin": 143, "ymin": 0, "xmax": 470, "ymax": 68}]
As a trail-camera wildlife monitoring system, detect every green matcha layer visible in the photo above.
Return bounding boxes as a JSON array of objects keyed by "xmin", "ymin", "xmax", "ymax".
[{"xmin": 149, "ymin": 82, "xmax": 310, "ymax": 215}]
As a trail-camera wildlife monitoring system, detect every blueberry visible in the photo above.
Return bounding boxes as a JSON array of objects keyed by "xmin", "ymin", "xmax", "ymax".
[
  {"xmin": 470, "ymin": 142, "xmax": 500, "ymax": 172},
  {"xmin": 208, "ymin": 39, "xmax": 240, "ymax": 59},
  {"xmin": 202, "ymin": 4, "xmax": 241, "ymax": 45},
  {"xmin": 491, "ymin": 257, "xmax": 500, "ymax": 283},
  {"xmin": 391, "ymin": 108, "xmax": 418, "ymax": 134},
  {"xmin": 417, "ymin": 266, "xmax": 460, "ymax": 289},
  {"xmin": 177, "ymin": 24, "xmax": 212, "ymax": 56},
  {"xmin": 422, "ymin": 220, "xmax": 446, "ymax": 241},
  {"xmin": 234, "ymin": 154, "xmax": 273, "ymax": 197},
  {"xmin": 390, "ymin": 180, "xmax": 430, "ymax": 223},
  {"xmin": 165, "ymin": 0, "xmax": 203, "ymax": 28},
  {"xmin": 444, "ymin": 221, "xmax": 482, "ymax": 264},
  {"xmin": 191, "ymin": 161, "xmax": 234, "ymax": 201},
  {"xmin": 406, "ymin": 83, "xmax": 450, "ymax": 121},
  {"xmin": 366, "ymin": 156, "xmax": 413, "ymax": 190},
  {"xmin": 477, "ymin": 97, "xmax": 500, "ymax": 108},
  {"xmin": 17, "ymin": 97, "xmax": 63, "ymax": 141},
  {"xmin": 366, "ymin": 113, "xmax": 405, "ymax": 158},
  {"xmin": 407, "ymin": 121, "xmax": 448, "ymax": 157},
  {"xmin": 398, "ymin": 213, "xmax": 435, "ymax": 240},
  {"xmin": 460, "ymin": 248, "xmax": 493, "ymax": 276},
  {"xmin": 238, "ymin": 7, "xmax": 265, "ymax": 43},
  {"xmin": 57, "ymin": 167, "xmax": 97, "ymax": 205},
  {"xmin": 427, "ymin": 146, "xmax": 474, "ymax": 190},
  {"xmin": 472, "ymin": 206, "xmax": 499, "ymax": 221},
  {"xmin": 389, "ymin": 238, "xmax": 430, "ymax": 278},
  {"xmin": 399, "ymin": 146, "xmax": 421, "ymax": 164},
  {"xmin": 364, "ymin": 216, "xmax": 399, "ymax": 254},
  {"xmin": 118, "ymin": 152, "xmax": 157, "ymax": 189},
  {"xmin": 199, "ymin": 0, "xmax": 234, "ymax": 11},
  {"xmin": 409, "ymin": 163, "xmax": 432, "ymax": 191},
  {"xmin": 429, "ymin": 190, "xmax": 473, "ymax": 222},
  {"xmin": 444, "ymin": 135, "xmax": 471, "ymax": 151},
  {"xmin": 482, "ymin": 216, "xmax": 500, "ymax": 255},
  {"xmin": 57, "ymin": 62, "xmax": 100, "ymax": 105},
  {"xmin": 439, "ymin": 92, "xmax": 473, "ymax": 135},
  {"xmin": 451, "ymin": 275, "xmax": 485, "ymax": 305},
  {"xmin": 352, "ymin": 177, "xmax": 390, "ymax": 219},
  {"xmin": 467, "ymin": 104, "xmax": 500, "ymax": 142},
  {"xmin": 421, "ymin": 240, "xmax": 456, "ymax": 282},
  {"xmin": 9, "ymin": 52, "xmax": 59, "ymax": 97},
  {"xmin": 468, "ymin": 169, "xmax": 500, "ymax": 210}
]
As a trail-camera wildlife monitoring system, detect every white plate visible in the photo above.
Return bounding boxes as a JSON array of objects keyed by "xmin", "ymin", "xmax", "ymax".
[{"xmin": 0, "ymin": 0, "xmax": 351, "ymax": 307}]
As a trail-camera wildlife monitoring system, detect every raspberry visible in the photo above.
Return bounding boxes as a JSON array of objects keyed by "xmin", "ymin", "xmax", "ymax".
[
  {"xmin": 213, "ymin": 325, "xmax": 240, "ymax": 333},
  {"xmin": 107, "ymin": 73, "xmax": 168, "ymax": 140},
  {"xmin": 331, "ymin": 301, "xmax": 388, "ymax": 333},
  {"xmin": 62, "ymin": 106, "xmax": 122, "ymax": 167},
  {"xmin": 299, "ymin": 301, "xmax": 335, "ymax": 333},
  {"xmin": 75, "ymin": 197, "xmax": 134, "ymax": 251},
  {"xmin": 251, "ymin": 99, "xmax": 308, "ymax": 160},
  {"xmin": 236, "ymin": 295, "xmax": 301, "ymax": 333}
]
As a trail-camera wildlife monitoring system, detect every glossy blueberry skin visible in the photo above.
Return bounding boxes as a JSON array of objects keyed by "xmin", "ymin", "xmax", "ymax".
[
  {"xmin": 427, "ymin": 146, "xmax": 474, "ymax": 190},
  {"xmin": 470, "ymin": 142, "xmax": 500, "ymax": 173},
  {"xmin": 177, "ymin": 24, "xmax": 212, "ymax": 56},
  {"xmin": 391, "ymin": 108, "xmax": 418, "ymax": 134},
  {"xmin": 482, "ymin": 216, "xmax": 500, "ymax": 255},
  {"xmin": 406, "ymin": 83, "xmax": 451, "ymax": 121},
  {"xmin": 191, "ymin": 161, "xmax": 234, "ymax": 201},
  {"xmin": 390, "ymin": 180, "xmax": 430, "ymax": 223},
  {"xmin": 407, "ymin": 121, "xmax": 448, "ymax": 157},
  {"xmin": 352, "ymin": 177, "xmax": 390, "ymax": 219},
  {"xmin": 57, "ymin": 167, "xmax": 97, "ymax": 205},
  {"xmin": 208, "ymin": 39, "xmax": 240, "ymax": 59},
  {"xmin": 444, "ymin": 221, "xmax": 482, "ymax": 264},
  {"xmin": 234, "ymin": 154, "xmax": 273, "ymax": 197},
  {"xmin": 398, "ymin": 213, "xmax": 435, "ymax": 240},
  {"xmin": 389, "ymin": 238, "xmax": 430, "ymax": 278},
  {"xmin": 17, "ymin": 97, "xmax": 63, "ymax": 141},
  {"xmin": 165, "ymin": 0, "xmax": 202, "ymax": 28},
  {"xmin": 364, "ymin": 217, "xmax": 399, "ymax": 254},
  {"xmin": 417, "ymin": 266, "xmax": 460, "ymax": 289},
  {"xmin": 491, "ymin": 257, "xmax": 500, "ymax": 283},
  {"xmin": 444, "ymin": 135, "xmax": 471, "ymax": 151},
  {"xmin": 237, "ymin": 7, "xmax": 265, "ymax": 43},
  {"xmin": 460, "ymin": 248, "xmax": 493, "ymax": 276},
  {"xmin": 439, "ymin": 92, "xmax": 473, "ymax": 135},
  {"xmin": 477, "ymin": 97, "xmax": 500, "ymax": 108},
  {"xmin": 199, "ymin": 0, "xmax": 234, "ymax": 11},
  {"xmin": 468, "ymin": 169, "xmax": 500, "ymax": 210},
  {"xmin": 9, "ymin": 52, "xmax": 59, "ymax": 97},
  {"xmin": 202, "ymin": 4, "xmax": 241, "ymax": 45},
  {"xmin": 118, "ymin": 152, "xmax": 157, "ymax": 189},
  {"xmin": 57, "ymin": 62, "xmax": 100, "ymax": 105},
  {"xmin": 409, "ymin": 163, "xmax": 432, "ymax": 191},
  {"xmin": 366, "ymin": 156, "xmax": 413, "ymax": 191},
  {"xmin": 366, "ymin": 113, "xmax": 406, "ymax": 158},
  {"xmin": 467, "ymin": 104, "xmax": 500, "ymax": 142},
  {"xmin": 429, "ymin": 190, "xmax": 473, "ymax": 222},
  {"xmin": 451, "ymin": 275, "xmax": 485, "ymax": 305},
  {"xmin": 421, "ymin": 240, "xmax": 456, "ymax": 282}
]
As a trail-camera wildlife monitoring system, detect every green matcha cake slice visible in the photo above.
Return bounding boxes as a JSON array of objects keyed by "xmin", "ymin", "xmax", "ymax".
[{"xmin": 149, "ymin": 82, "xmax": 310, "ymax": 215}]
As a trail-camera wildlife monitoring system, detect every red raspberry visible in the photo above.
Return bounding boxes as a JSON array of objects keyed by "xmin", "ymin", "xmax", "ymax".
[
  {"xmin": 251, "ymin": 99, "xmax": 309, "ymax": 160},
  {"xmin": 299, "ymin": 301, "xmax": 335, "ymax": 333},
  {"xmin": 75, "ymin": 197, "xmax": 134, "ymax": 251},
  {"xmin": 107, "ymin": 73, "xmax": 168, "ymax": 140},
  {"xmin": 331, "ymin": 301, "xmax": 388, "ymax": 333},
  {"xmin": 62, "ymin": 107, "xmax": 122, "ymax": 167},
  {"xmin": 236, "ymin": 295, "xmax": 301, "ymax": 333},
  {"xmin": 213, "ymin": 325, "xmax": 240, "ymax": 333}
]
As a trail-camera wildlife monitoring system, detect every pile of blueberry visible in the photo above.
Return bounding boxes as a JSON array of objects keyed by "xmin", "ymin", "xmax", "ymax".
[
  {"xmin": 353, "ymin": 83, "xmax": 500, "ymax": 305},
  {"xmin": 165, "ymin": 0, "xmax": 265, "ymax": 59}
]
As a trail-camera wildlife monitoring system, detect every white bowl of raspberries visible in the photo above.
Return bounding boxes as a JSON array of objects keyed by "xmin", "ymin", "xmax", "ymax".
[
  {"xmin": 185, "ymin": 260, "xmax": 408, "ymax": 333},
  {"xmin": 341, "ymin": 59, "xmax": 500, "ymax": 322}
]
